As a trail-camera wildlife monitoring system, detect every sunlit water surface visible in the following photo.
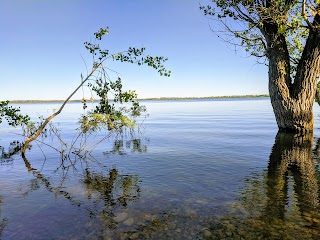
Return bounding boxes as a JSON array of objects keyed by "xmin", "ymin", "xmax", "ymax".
[{"xmin": 1, "ymin": 98, "xmax": 320, "ymax": 239}]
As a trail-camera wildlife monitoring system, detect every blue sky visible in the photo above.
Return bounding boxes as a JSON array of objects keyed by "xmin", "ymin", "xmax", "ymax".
[{"xmin": 0, "ymin": 0, "xmax": 268, "ymax": 100}]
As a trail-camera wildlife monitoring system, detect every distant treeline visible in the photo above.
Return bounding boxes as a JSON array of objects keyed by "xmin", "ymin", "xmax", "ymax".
[
  {"xmin": 5, "ymin": 94, "xmax": 269, "ymax": 104},
  {"xmin": 7, "ymin": 99, "xmax": 84, "ymax": 104},
  {"xmin": 140, "ymin": 94, "xmax": 269, "ymax": 101}
]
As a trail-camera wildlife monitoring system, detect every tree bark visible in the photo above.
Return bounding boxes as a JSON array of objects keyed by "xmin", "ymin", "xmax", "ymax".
[{"xmin": 265, "ymin": 16, "xmax": 320, "ymax": 134}]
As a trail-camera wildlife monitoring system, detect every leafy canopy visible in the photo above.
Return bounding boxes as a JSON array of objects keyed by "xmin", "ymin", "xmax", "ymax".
[{"xmin": 200, "ymin": 0, "xmax": 319, "ymax": 77}]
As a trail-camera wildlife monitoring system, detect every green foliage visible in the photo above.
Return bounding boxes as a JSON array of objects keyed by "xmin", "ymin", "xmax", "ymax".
[
  {"xmin": 111, "ymin": 48, "xmax": 171, "ymax": 77},
  {"xmin": 0, "ymin": 101, "xmax": 30, "ymax": 127},
  {"xmin": 22, "ymin": 116, "xmax": 48, "ymax": 137},
  {"xmin": 94, "ymin": 27, "xmax": 109, "ymax": 40},
  {"xmin": 0, "ymin": 101, "xmax": 49, "ymax": 140},
  {"xmin": 200, "ymin": 1, "xmax": 314, "ymax": 74},
  {"xmin": 85, "ymin": 28, "xmax": 170, "ymax": 76},
  {"xmin": 1, "ymin": 27, "xmax": 170, "ymax": 155},
  {"xmin": 79, "ymin": 27, "xmax": 168, "ymax": 134},
  {"xmin": 79, "ymin": 112, "xmax": 137, "ymax": 133}
]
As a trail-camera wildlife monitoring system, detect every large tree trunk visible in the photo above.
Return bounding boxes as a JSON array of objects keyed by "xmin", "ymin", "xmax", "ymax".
[
  {"xmin": 265, "ymin": 16, "xmax": 320, "ymax": 134},
  {"xmin": 269, "ymin": 93, "xmax": 315, "ymax": 134},
  {"xmin": 268, "ymin": 72, "xmax": 316, "ymax": 134}
]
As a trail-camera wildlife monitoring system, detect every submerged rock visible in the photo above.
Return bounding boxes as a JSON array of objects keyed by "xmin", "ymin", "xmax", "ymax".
[
  {"xmin": 113, "ymin": 212, "xmax": 128, "ymax": 222},
  {"xmin": 203, "ymin": 229, "xmax": 212, "ymax": 238},
  {"xmin": 123, "ymin": 217, "xmax": 134, "ymax": 226},
  {"xmin": 195, "ymin": 199, "xmax": 208, "ymax": 204}
]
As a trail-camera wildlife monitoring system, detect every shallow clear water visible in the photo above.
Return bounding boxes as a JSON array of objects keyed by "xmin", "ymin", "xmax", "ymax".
[{"xmin": 1, "ymin": 98, "xmax": 320, "ymax": 239}]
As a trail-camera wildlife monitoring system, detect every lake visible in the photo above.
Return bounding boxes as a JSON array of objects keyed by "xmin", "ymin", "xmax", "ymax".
[{"xmin": 1, "ymin": 98, "xmax": 320, "ymax": 239}]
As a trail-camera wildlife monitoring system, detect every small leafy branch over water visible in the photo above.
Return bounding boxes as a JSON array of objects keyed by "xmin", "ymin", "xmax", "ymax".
[
  {"xmin": 0, "ymin": 27, "xmax": 170, "ymax": 156},
  {"xmin": 0, "ymin": 101, "xmax": 30, "ymax": 127}
]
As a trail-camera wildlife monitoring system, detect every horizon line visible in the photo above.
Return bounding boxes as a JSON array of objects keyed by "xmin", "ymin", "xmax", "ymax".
[{"xmin": 4, "ymin": 94, "xmax": 269, "ymax": 103}]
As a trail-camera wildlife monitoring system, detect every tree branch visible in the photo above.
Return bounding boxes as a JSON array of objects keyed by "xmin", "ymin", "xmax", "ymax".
[
  {"xmin": 21, "ymin": 64, "xmax": 100, "ymax": 156},
  {"xmin": 302, "ymin": 0, "xmax": 315, "ymax": 31}
]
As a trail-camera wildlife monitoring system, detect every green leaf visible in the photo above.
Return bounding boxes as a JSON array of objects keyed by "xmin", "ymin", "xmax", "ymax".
[{"xmin": 278, "ymin": 25, "xmax": 286, "ymax": 34}]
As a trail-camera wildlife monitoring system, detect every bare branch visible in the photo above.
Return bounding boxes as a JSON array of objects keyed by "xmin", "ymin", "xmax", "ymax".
[{"xmin": 302, "ymin": 0, "xmax": 315, "ymax": 31}]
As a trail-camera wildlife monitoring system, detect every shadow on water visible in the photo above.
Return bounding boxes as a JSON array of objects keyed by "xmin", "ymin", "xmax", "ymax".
[{"xmin": 207, "ymin": 132, "xmax": 320, "ymax": 239}]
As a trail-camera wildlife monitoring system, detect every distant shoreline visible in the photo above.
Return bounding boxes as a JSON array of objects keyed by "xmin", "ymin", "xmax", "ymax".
[
  {"xmin": 5, "ymin": 94, "xmax": 269, "ymax": 104},
  {"xmin": 140, "ymin": 94, "xmax": 269, "ymax": 101}
]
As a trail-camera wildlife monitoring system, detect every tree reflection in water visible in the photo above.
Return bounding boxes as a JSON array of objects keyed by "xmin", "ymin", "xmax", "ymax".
[
  {"xmin": 3, "ymin": 132, "xmax": 320, "ymax": 239},
  {"xmin": 0, "ymin": 141, "xmax": 24, "ymax": 161},
  {"xmin": 0, "ymin": 138, "xmax": 144, "ymax": 239},
  {"xmin": 266, "ymin": 133, "xmax": 319, "ymax": 225},
  {"xmin": 0, "ymin": 141, "xmax": 24, "ymax": 237},
  {"xmin": 0, "ymin": 143, "xmax": 15, "ymax": 238},
  {"xmin": 208, "ymin": 132, "xmax": 320, "ymax": 239},
  {"xmin": 104, "ymin": 139, "xmax": 148, "ymax": 156},
  {"xmin": 0, "ymin": 195, "xmax": 7, "ymax": 239},
  {"xmin": 83, "ymin": 168, "xmax": 140, "ymax": 227}
]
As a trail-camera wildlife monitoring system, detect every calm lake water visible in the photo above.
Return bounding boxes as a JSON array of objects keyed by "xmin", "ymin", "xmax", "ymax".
[{"xmin": 1, "ymin": 98, "xmax": 320, "ymax": 239}]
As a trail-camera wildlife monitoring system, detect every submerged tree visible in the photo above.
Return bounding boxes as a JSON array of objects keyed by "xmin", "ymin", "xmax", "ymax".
[
  {"xmin": 201, "ymin": 1, "xmax": 320, "ymax": 133},
  {"xmin": 0, "ymin": 28, "xmax": 170, "ymax": 156}
]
